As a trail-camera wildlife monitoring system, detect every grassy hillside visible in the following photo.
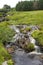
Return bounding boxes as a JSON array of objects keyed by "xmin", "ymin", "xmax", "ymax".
[
  {"xmin": 6, "ymin": 10, "xmax": 43, "ymax": 25},
  {"xmin": 0, "ymin": 22, "xmax": 14, "ymax": 65}
]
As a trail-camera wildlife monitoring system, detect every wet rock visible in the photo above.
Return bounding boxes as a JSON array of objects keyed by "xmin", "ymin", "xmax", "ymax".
[
  {"xmin": 39, "ymin": 55, "xmax": 43, "ymax": 59},
  {"xmin": 6, "ymin": 45, "xmax": 14, "ymax": 53}
]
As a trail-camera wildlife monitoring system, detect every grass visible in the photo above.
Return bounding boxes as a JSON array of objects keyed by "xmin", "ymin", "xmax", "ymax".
[
  {"xmin": 6, "ymin": 10, "xmax": 43, "ymax": 25},
  {"xmin": 31, "ymin": 30, "xmax": 43, "ymax": 47},
  {"xmin": 20, "ymin": 27, "xmax": 31, "ymax": 33},
  {"xmin": 0, "ymin": 22, "xmax": 14, "ymax": 65},
  {"xmin": 0, "ymin": 43, "xmax": 11, "ymax": 65},
  {"xmin": 0, "ymin": 22, "xmax": 15, "ymax": 43},
  {"xmin": 7, "ymin": 59, "xmax": 14, "ymax": 65},
  {"xmin": 24, "ymin": 43, "xmax": 35, "ymax": 52}
]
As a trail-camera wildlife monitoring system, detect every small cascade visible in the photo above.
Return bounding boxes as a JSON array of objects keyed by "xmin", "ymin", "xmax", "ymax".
[
  {"xmin": 29, "ymin": 36, "xmax": 36, "ymax": 44},
  {"xmin": 34, "ymin": 46, "xmax": 40, "ymax": 52},
  {"xmin": 10, "ymin": 25, "xmax": 20, "ymax": 33},
  {"xmin": 29, "ymin": 35, "xmax": 41, "ymax": 54},
  {"xmin": 10, "ymin": 25, "xmax": 42, "ymax": 55}
]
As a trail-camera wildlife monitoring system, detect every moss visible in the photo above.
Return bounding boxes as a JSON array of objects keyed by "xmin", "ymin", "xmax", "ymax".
[
  {"xmin": 20, "ymin": 27, "xmax": 31, "ymax": 33},
  {"xmin": 25, "ymin": 27, "xmax": 31, "ymax": 32},
  {"xmin": 24, "ymin": 43, "xmax": 35, "ymax": 52}
]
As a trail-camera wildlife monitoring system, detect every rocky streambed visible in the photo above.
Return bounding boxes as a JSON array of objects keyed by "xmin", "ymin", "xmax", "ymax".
[{"xmin": 6, "ymin": 25, "xmax": 43, "ymax": 65}]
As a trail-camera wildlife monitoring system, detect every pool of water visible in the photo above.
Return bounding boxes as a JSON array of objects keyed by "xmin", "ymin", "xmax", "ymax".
[{"xmin": 11, "ymin": 48, "xmax": 43, "ymax": 65}]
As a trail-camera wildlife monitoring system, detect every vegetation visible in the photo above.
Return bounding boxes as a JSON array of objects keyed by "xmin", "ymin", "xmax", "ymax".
[
  {"xmin": 0, "ymin": 43, "xmax": 11, "ymax": 65},
  {"xmin": 16, "ymin": 1, "xmax": 33, "ymax": 11},
  {"xmin": 7, "ymin": 59, "xmax": 14, "ymax": 65},
  {"xmin": 20, "ymin": 27, "xmax": 31, "ymax": 33},
  {"xmin": 0, "ymin": 22, "xmax": 15, "ymax": 43},
  {"xmin": 0, "ymin": 4, "xmax": 11, "ymax": 22},
  {"xmin": 0, "ymin": 4, "xmax": 11, "ymax": 13},
  {"xmin": 16, "ymin": 0, "xmax": 43, "ymax": 11},
  {"xmin": 3, "ymin": 4, "xmax": 11, "ymax": 11},
  {"xmin": 39, "ymin": 0, "xmax": 43, "ymax": 10},
  {"xmin": 6, "ymin": 11, "xmax": 43, "ymax": 25},
  {"xmin": 32, "ymin": 30, "xmax": 43, "ymax": 47},
  {"xmin": 0, "ymin": 22, "xmax": 15, "ymax": 65},
  {"xmin": 24, "ymin": 43, "xmax": 35, "ymax": 52}
]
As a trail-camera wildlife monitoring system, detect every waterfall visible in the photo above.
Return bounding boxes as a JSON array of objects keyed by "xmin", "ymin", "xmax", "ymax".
[
  {"xmin": 10, "ymin": 25, "xmax": 20, "ymax": 33},
  {"xmin": 29, "ymin": 35, "xmax": 42, "ymax": 55},
  {"xmin": 29, "ymin": 36, "xmax": 36, "ymax": 44},
  {"xmin": 10, "ymin": 25, "xmax": 42, "ymax": 55}
]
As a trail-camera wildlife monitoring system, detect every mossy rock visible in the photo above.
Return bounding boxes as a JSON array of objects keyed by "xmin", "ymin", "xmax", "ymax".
[
  {"xmin": 24, "ymin": 43, "xmax": 35, "ymax": 52},
  {"xmin": 20, "ymin": 27, "xmax": 31, "ymax": 33}
]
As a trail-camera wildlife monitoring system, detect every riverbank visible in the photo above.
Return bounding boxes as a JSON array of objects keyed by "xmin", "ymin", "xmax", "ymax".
[{"xmin": 0, "ymin": 43, "xmax": 11, "ymax": 65}]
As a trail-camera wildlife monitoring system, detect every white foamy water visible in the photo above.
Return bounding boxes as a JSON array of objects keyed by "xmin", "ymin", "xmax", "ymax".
[
  {"xmin": 28, "ymin": 51, "xmax": 42, "ymax": 55},
  {"xmin": 29, "ymin": 36, "xmax": 36, "ymax": 44},
  {"xmin": 10, "ymin": 25, "xmax": 20, "ymax": 33},
  {"xmin": 29, "ymin": 36, "xmax": 41, "ymax": 54}
]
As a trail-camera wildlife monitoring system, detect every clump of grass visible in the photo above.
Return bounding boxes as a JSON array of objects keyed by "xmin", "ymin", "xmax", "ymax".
[
  {"xmin": 0, "ymin": 22, "xmax": 15, "ymax": 43},
  {"xmin": 0, "ymin": 43, "xmax": 11, "ymax": 65},
  {"xmin": 32, "ymin": 30, "xmax": 43, "ymax": 47},
  {"xmin": 7, "ymin": 59, "xmax": 14, "ymax": 65},
  {"xmin": 24, "ymin": 43, "xmax": 35, "ymax": 52}
]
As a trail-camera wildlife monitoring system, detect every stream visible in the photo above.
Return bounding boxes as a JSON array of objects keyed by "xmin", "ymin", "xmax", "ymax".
[
  {"xmin": 8, "ymin": 25, "xmax": 43, "ymax": 65},
  {"xmin": 11, "ymin": 48, "xmax": 43, "ymax": 65}
]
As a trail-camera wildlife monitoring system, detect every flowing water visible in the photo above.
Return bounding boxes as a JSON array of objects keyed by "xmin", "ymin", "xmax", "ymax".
[
  {"xmin": 29, "ymin": 36, "xmax": 41, "ymax": 54},
  {"xmin": 11, "ymin": 48, "xmax": 43, "ymax": 65},
  {"xmin": 10, "ymin": 25, "xmax": 43, "ymax": 65}
]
